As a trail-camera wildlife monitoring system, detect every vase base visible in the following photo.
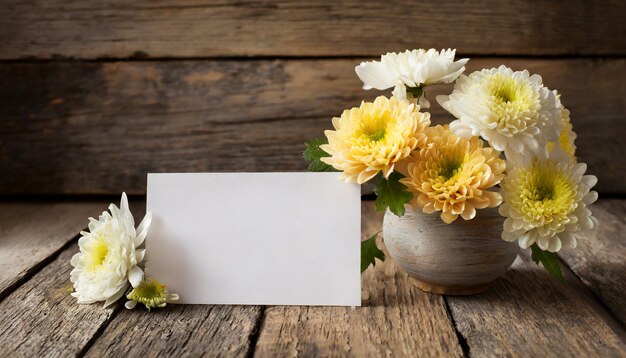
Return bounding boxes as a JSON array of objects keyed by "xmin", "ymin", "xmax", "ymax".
[{"xmin": 410, "ymin": 277, "xmax": 490, "ymax": 296}]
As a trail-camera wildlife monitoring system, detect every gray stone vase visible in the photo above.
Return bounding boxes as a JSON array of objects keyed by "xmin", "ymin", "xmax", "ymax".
[{"xmin": 383, "ymin": 206, "xmax": 519, "ymax": 295}]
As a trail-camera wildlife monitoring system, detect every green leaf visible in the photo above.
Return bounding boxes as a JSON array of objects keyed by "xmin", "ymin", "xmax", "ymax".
[
  {"xmin": 361, "ymin": 232, "xmax": 385, "ymax": 273},
  {"xmin": 374, "ymin": 172, "xmax": 413, "ymax": 216},
  {"xmin": 303, "ymin": 138, "xmax": 338, "ymax": 172},
  {"xmin": 531, "ymin": 244, "xmax": 563, "ymax": 280}
]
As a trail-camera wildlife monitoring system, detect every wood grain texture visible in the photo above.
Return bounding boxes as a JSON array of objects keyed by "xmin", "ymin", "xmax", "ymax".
[
  {"xmin": 253, "ymin": 203, "xmax": 464, "ymax": 357},
  {"xmin": 0, "ymin": 200, "xmax": 625, "ymax": 356},
  {"xmin": 0, "ymin": 246, "xmax": 118, "ymax": 357},
  {"xmin": 1, "ymin": 58, "xmax": 624, "ymax": 195},
  {"xmin": 84, "ymin": 305, "xmax": 263, "ymax": 357},
  {"xmin": 1, "ymin": 0, "xmax": 624, "ymax": 59},
  {"xmin": 558, "ymin": 199, "xmax": 626, "ymax": 326},
  {"xmin": 446, "ymin": 251, "xmax": 626, "ymax": 357},
  {"xmin": 0, "ymin": 201, "xmax": 105, "ymax": 300}
]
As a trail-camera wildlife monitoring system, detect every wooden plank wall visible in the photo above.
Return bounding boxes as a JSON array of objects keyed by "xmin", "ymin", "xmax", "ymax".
[{"xmin": 1, "ymin": 0, "xmax": 625, "ymax": 195}]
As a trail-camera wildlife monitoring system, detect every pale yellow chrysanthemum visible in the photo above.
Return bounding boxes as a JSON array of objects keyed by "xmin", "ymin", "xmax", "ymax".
[
  {"xmin": 437, "ymin": 65, "xmax": 562, "ymax": 166},
  {"xmin": 547, "ymin": 91, "xmax": 577, "ymax": 158},
  {"xmin": 399, "ymin": 125, "xmax": 505, "ymax": 224},
  {"xmin": 500, "ymin": 151, "xmax": 598, "ymax": 252},
  {"xmin": 320, "ymin": 96, "xmax": 430, "ymax": 184}
]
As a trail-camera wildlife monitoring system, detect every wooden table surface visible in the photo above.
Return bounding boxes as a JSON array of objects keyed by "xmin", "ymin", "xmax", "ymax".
[{"xmin": 0, "ymin": 199, "xmax": 624, "ymax": 357}]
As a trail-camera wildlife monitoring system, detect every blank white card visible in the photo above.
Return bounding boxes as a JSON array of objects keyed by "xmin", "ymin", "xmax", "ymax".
[{"xmin": 146, "ymin": 173, "xmax": 361, "ymax": 306}]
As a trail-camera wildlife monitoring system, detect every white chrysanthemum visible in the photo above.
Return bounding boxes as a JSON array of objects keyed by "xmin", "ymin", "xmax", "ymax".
[
  {"xmin": 499, "ymin": 151, "xmax": 598, "ymax": 252},
  {"xmin": 356, "ymin": 49, "xmax": 468, "ymax": 108},
  {"xmin": 70, "ymin": 193, "xmax": 152, "ymax": 306},
  {"xmin": 437, "ymin": 65, "xmax": 562, "ymax": 165}
]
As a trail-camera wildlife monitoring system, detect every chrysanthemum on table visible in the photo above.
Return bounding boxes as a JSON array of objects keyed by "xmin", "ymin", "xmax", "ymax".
[
  {"xmin": 70, "ymin": 193, "xmax": 178, "ymax": 310},
  {"xmin": 303, "ymin": 48, "xmax": 598, "ymax": 279}
]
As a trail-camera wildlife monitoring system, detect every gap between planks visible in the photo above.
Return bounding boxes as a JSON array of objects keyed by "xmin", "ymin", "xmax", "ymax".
[
  {"xmin": 76, "ymin": 305, "xmax": 124, "ymax": 358},
  {"xmin": 2, "ymin": 53, "xmax": 626, "ymax": 64},
  {"xmin": 0, "ymin": 201, "xmax": 108, "ymax": 302},
  {"xmin": 442, "ymin": 296, "xmax": 471, "ymax": 358},
  {"xmin": 1, "ymin": 0, "xmax": 624, "ymax": 59},
  {"xmin": 0, "ymin": 233, "xmax": 79, "ymax": 304},
  {"xmin": 245, "ymin": 306, "xmax": 267, "ymax": 358}
]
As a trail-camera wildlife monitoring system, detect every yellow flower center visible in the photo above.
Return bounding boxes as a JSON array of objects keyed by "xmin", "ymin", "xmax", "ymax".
[
  {"xmin": 431, "ymin": 136, "xmax": 468, "ymax": 183},
  {"xmin": 518, "ymin": 162, "xmax": 577, "ymax": 223},
  {"xmin": 424, "ymin": 134, "xmax": 481, "ymax": 196},
  {"xmin": 85, "ymin": 236, "xmax": 110, "ymax": 271},
  {"xmin": 359, "ymin": 111, "xmax": 390, "ymax": 142},
  {"xmin": 491, "ymin": 79, "xmax": 516, "ymax": 103},
  {"xmin": 488, "ymin": 75, "xmax": 526, "ymax": 105},
  {"xmin": 127, "ymin": 279, "xmax": 168, "ymax": 310},
  {"xmin": 439, "ymin": 156, "xmax": 465, "ymax": 181},
  {"xmin": 367, "ymin": 128, "xmax": 387, "ymax": 142},
  {"xmin": 486, "ymin": 74, "xmax": 537, "ymax": 135}
]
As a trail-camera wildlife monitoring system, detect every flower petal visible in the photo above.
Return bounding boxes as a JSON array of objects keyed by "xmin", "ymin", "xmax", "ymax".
[
  {"xmin": 125, "ymin": 300, "xmax": 138, "ymax": 309},
  {"xmin": 135, "ymin": 211, "xmax": 152, "ymax": 247},
  {"xmin": 518, "ymin": 233, "xmax": 534, "ymax": 249},
  {"xmin": 128, "ymin": 266, "xmax": 144, "ymax": 288},
  {"xmin": 135, "ymin": 249, "xmax": 146, "ymax": 263},
  {"xmin": 392, "ymin": 83, "xmax": 407, "ymax": 100},
  {"xmin": 103, "ymin": 284, "xmax": 128, "ymax": 308},
  {"xmin": 460, "ymin": 204, "xmax": 476, "ymax": 220},
  {"xmin": 355, "ymin": 61, "xmax": 398, "ymax": 90},
  {"xmin": 120, "ymin": 192, "xmax": 135, "ymax": 232}
]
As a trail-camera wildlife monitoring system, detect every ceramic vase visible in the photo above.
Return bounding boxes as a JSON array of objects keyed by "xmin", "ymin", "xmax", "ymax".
[{"xmin": 382, "ymin": 206, "xmax": 518, "ymax": 295}]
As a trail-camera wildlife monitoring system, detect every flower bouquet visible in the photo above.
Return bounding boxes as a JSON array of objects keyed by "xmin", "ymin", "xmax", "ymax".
[{"xmin": 304, "ymin": 49, "xmax": 598, "ymax": 294}]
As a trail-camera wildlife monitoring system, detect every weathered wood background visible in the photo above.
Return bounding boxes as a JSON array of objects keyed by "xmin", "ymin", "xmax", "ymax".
[
  {"xmin": 0, "ymin": 0, "xmax": 625, "ymax": 195},
  {"xmin": 1, "ymin": 3, "xmax": 625, "ymax": 356}
]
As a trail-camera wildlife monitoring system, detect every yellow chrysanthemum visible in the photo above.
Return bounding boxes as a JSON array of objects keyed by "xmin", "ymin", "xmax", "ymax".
[
  {"xmin": 320, "ymin": 96, "xmax": 430, "ymax": 184},
  {"xmin": 399, "ymin": 125, "xmax": 505, "ymax": 224},
  {"xmin": 547, "ymin": 91, "xmax": 577, "ymax": 158},
  {"xmin": 500, "ymin": 152, "xmax": 598, "ymax": 252}
]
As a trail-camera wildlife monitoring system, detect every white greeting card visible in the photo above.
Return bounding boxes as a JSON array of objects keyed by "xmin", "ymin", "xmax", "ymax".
[{"xmin": 145, "ymin": 172, "xmax": 361, "ymax": 306}]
